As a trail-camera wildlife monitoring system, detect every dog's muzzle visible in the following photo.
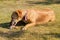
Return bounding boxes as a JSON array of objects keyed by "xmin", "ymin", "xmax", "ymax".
[{"xmin": 10, "ymin": 20, "xmax": 17, "ymax": 29}]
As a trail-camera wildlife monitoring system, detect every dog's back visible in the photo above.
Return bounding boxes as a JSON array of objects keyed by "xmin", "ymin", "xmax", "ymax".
[{"xmin": 25, "ymin": 9, "xmax": 55, "ymax": 24}]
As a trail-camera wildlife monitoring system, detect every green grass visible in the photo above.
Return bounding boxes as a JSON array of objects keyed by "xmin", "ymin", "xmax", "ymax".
[{"xmin": 0, "ymin": 0, "xmax": 60, "ymax": 40}]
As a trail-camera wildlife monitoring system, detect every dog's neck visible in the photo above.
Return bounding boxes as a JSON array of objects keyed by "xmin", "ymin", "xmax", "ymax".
[{"xmin": 22, "ymin": 10, "xmax": 28, "ymax": 22}]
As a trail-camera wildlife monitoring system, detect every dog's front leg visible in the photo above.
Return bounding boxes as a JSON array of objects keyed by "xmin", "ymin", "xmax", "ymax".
[{"xmin": 22, "ymin": 23, "xmax": 36, "ymax": 30}]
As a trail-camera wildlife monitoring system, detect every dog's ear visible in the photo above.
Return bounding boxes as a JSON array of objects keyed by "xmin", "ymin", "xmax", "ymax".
[{"xmin": 16, "ymin": 10, "xmax": 22, "ymax": 17}]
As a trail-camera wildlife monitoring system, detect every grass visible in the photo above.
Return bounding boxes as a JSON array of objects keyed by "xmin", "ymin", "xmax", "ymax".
[{"xmin": 0, "ymin": 0, "xmax": 60, "ymax": 40}]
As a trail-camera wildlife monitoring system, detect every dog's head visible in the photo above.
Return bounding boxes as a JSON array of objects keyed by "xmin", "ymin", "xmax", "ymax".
[{"xmin": 10, "ymin": 10, "xmax": 26, "ymax": 29}]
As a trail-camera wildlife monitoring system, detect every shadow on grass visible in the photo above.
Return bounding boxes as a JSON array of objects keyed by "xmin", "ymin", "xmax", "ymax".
[
  {"xmin": 30, "ymin": 32, "xmax": 47, "ymax": 40},
  {"xmin": 26, "ymin": 1, "xmax": 50, "ymax": 5},
  {"xmin": 0, "ymin": 30, "xmax": 60, "ymax": 39},
  {"xmin": 0, "ymin": 20, "xmax": 27, "ymax": 29},
  {"xmin": 30, "ymin": 32, "xmax": 60, "ymax": 40},
  {"xmin": 0, "ymin": 30, "xmax": 25, "ymax": 38},
  {"xmin": 0, "ymin": 22, "xmax": 10, "ymax": 29},
  {"xmin": 26, "ymin": 1, "xmax": 60, "ymax": 5},
  {"xmin": 44, "ymin": 33, "xmax": 60, "ymax": 38},
  {"xmin": 16, "ymin": 20, "xmax": 27, "ymax": 26}
]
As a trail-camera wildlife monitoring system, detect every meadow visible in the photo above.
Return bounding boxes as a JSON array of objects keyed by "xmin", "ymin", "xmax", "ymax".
[{"xmin": 0, "ymin": 0, "xmax": 60, "ymax": 40}]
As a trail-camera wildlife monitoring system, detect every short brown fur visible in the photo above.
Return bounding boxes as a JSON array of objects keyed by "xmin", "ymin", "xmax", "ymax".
[{"xmin": 10, "ymin": 8, "xmax": 55, "ymax": 30}]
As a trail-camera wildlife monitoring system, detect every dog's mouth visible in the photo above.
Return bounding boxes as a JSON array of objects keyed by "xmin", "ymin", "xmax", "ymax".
[{"xmin": 10, "ymin": 19, "xmax": 17, "ymax": 28}]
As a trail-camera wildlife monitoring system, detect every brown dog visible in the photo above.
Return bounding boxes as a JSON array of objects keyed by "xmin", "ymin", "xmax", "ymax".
[{"xmin": 10, "ymin": 8, "xmax": 55, "ymax": 30}]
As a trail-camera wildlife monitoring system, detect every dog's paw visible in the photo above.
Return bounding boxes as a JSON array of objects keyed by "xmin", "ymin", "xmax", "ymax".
[
  {"xmin": 10, "ymin": 26, "xmax": 15, "ymax": 29},
  {"xmin": 22, "ymin": 27, "xmax": 27, "ymax": 31}
]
